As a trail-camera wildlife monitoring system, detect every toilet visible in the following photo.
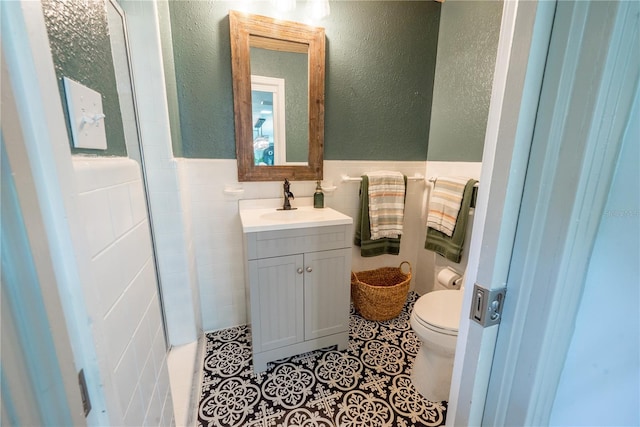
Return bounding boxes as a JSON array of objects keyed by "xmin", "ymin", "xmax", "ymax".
[{"xmin": 410, "ymin": 288, "xmax": 464, "ymax": 402}]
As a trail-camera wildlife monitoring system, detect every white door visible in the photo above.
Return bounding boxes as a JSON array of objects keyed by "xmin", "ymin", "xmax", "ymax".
[
  {"xmin": 1, "ymin": 140, "xmax": 85, "ymax": 427},
  {"xmin": 1, "ymin": 47, "xmax": 86, "ymax": 424},
  {"xmin": 448, "ymin": 1, "xmax": 639, "ymax": 425},
  {"xmin": 2, "ymin": 2, "xmax": 113, "ymax": 423}
]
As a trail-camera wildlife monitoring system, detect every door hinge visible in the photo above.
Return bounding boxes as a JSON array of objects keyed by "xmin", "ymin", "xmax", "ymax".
[
  {"xmin": 470, "ymin": 283, "xmax": 506, "ymax": 327},
  {"xmin": 78, "ymin": 369, "xmax": 92, "ymax": 417}
]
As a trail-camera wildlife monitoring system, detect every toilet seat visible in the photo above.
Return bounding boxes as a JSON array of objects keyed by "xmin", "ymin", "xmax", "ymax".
[
  {"xmin": 412, "ymin": 315, "xmax": 458, "ymax": 336},
  {"xmin": 413, "ymin": 290, "xmax": 463, "ymax": 335}
]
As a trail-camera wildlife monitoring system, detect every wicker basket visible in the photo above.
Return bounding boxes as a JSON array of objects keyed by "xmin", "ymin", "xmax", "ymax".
[{"xmin": 351, "ymin": 261, "xmax": 412, "ymax": 321}]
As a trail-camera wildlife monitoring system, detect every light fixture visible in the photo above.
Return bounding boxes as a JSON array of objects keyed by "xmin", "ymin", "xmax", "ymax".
[
  {"xmin": 270, "ymin": 0, "xmax": 331, "ymax": 20},
  {"xmin": 254, "ymin": 118, "xmax": 266, "ymax": 129},
  {"xmin": 273, "ymin": 0, "xmax": 295, "ymax": 12},
  {"xmin": 311, "ymin": 0, "xmax": 330, "ymax": 19}
]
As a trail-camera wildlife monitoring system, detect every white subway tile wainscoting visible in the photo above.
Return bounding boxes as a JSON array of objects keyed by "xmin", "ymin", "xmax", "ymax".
[
  {"xmin": 180, "ymin": 159, "xmax": 461, "ymax": 333},
  {"xmin": 73, "ymin": 157, "xmax": 173, "ymax": 426}
]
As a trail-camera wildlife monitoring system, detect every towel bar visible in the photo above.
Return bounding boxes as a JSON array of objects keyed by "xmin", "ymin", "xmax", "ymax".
[
  {"xmin": 341, "ymin": 174, "xmax": 425, "ymax": 183},
  {"xmin": 340, "ymin": 174, "xmax": 480, "ymax": 188},
  {"xmin": 428, "ymin": 177, "xmax": 480, "ymax": 188},
  {"xmin": 426, "ymin": 177, "xmax": 480, "ymax": 208}
]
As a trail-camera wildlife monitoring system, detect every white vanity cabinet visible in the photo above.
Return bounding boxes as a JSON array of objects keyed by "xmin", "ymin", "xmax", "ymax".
[{"xmin": 240, "ymin": 201, "xmax": 353, "ymax": 373}]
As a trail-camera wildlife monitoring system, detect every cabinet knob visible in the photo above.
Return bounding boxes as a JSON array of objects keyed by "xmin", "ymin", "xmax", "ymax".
[
  {"xmin": 297, "ymin": 268, "xmax": 304, "ymax": 274},
  {"xmin": 306, "ymin": 266, "xmax": 313, "ymax": 273}
]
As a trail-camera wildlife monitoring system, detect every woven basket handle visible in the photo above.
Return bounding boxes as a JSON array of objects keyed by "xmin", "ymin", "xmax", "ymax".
[
  {"xmin": 351, "ymin": 270, "xmax": 360, "ymax": 283},
  {"xmin": 399, "ymin": 261, "xmax": 412, "ymax": 275}
]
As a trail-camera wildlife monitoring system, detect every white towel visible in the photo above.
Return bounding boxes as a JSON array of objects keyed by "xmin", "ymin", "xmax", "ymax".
[
  {"xmin": 427, "ymin": 176, "xmax": 470, "ymax": 237},
  {"xmin": 366, "ymin": 171, "xmax": 406, "ymax": 240}
]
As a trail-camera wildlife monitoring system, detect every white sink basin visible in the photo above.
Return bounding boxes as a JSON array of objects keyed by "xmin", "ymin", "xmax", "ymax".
[
  {"xmin": 239, "ymin": 197, "xmax": 352, "ymax": 232},
  {"xmin": 260, "ymin": 209, "xmax": 325, "ymax": 222}
]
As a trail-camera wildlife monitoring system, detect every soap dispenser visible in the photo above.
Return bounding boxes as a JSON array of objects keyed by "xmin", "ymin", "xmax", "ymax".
[{"xmin": 314, "ymin": 181, "xmax": 324, "ymax": 208}]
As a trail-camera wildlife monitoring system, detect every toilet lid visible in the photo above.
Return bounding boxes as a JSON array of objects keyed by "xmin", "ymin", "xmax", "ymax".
[{"xmin": 413, "ymin": 290, "xmax": 464, "ymax": 332}]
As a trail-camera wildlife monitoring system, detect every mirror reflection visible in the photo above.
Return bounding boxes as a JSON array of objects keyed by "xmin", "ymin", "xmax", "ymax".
[
  {"xmin": 251, "ymin": 79, "xmax": 278, "ymax": 166},
  {"xmin": 250, "ymin": 46, "xmax": 309, "ymax": 166}
]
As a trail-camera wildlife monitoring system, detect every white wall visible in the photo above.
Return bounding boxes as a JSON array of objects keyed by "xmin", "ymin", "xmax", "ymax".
[
  {"xmin": 74, "ymin": 158, "xmax": 173, "ymax": 426},
  {"xmin": 180, "ymin": 159, "xmax": 428, "ymax": 332},
  {"xmin": 549, "ymin": 87, "xmax": 640, "ymax": 426}
]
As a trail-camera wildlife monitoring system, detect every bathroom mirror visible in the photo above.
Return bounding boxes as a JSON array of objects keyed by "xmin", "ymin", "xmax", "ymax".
[{"xmin": 229, "ymin": 10, "xmax": 325, "ymax": 182}]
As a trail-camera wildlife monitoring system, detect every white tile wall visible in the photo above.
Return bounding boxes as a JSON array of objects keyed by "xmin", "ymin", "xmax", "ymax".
[
  {"xmin": 176, "ymin": 161, "xmax": 203, "ymax": 336},
  {"xmin": 179, "ymin": 159, "xmax": 248, "ymax": 331},
  {"xmin": 180, "ymin": 159, "xmax": 436, "ymax": 332},
  {"xmin": 73, "ymin": 157, "xmax": 173, "ymax": 426}
]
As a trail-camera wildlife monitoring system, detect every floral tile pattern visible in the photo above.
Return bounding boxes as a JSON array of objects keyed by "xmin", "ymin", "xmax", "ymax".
[{"xmin": 197, "ymin": 292, "xmax": 447, "ymax": 427}]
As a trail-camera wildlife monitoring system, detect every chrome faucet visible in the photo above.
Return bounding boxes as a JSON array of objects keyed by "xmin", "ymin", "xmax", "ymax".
[{"xmin": 282, "ymin": 178, "xmax": 295, "ymax": 210}]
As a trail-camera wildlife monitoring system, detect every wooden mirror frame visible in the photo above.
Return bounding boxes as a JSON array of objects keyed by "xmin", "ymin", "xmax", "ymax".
[{"xmin": 229, "ymin": 10, "xmax": 325, "ymax": 182}]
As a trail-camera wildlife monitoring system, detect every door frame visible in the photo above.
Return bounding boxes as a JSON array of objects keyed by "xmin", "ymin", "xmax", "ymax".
[
  {"xmin": 483, "ymin": 1, "xmax": 638, "ymax": 425},
  {"xmin": 1, "ymin": 63, "xmax": 85, "ymax": 427},
  {"xmin": 447, "ymin": 1, "xmax": 556, "ymax": 424},
  {"xmin": 1, "ymin": 1, "xmax": 110, "ymax": 424},
  {"xmin": 449, "ymin": 0, "xmax": 639, "ymax": 425}
]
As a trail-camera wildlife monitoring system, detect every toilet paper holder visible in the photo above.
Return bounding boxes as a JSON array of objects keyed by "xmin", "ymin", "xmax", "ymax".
[{"xmin": 437, "ymin": 267, "xmax": 463, "ymax": 288}]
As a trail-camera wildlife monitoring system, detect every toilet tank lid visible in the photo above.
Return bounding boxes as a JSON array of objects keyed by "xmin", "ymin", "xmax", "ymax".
[{"xmin": 414, "ymin": 290, "xmax": 464, "ymax": 331}]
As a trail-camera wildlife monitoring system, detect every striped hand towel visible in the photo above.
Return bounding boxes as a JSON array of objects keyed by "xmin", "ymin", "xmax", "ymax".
[
  {"xmin": 427, "ymin": 177, "xmax": 471, "ymax": 237},
  {"xmin": 366, "ymin": 171, "xmax": 406, "ymax": 240},
  {"xmin": 425, "ymin": 178, "xmax": 477, "ymax": 262}
]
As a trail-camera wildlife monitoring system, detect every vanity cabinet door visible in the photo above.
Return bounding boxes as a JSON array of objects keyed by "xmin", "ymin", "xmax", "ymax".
[
  {"xmin": 248, "ymin": 254, "xmax": 304, "ymax": 352},
  {"xmin": 303, "ymin": 248, "xmax": 351, "ymax": 340}
]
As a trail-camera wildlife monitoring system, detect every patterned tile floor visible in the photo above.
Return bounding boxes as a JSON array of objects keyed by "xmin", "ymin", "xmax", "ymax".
[{"xmin": 197, "ymin": 292, "xmax": 447, "ymax": 427}]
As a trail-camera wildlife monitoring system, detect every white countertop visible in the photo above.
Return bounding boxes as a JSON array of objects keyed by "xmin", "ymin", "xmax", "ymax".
[{"xmin": 239, "ymin": 197, "xmax": 353, "ymax": 233}]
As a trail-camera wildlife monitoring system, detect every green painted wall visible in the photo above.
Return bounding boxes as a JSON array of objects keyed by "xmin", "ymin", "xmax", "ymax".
[
  {"xmin": 166, "ymin": 1, "xmax": 440, "ymax": 160},
  {"xmin": 158, "ymin": 0, "xmax": 184, "ymax": 158},
  {"xmin": 42, "ymin": 0, "xmax": 127, "ymax": 156},
  {"xmin": 323, "ymin": 2, "xmax": 440, "ymax": 160},
  {"xmin": 426, "ymin": 0, "xmax": 503, "ymax": 162},
  {"xmin": 166, "ymin": 0, "xmax": 234, "ymax": 159}
]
